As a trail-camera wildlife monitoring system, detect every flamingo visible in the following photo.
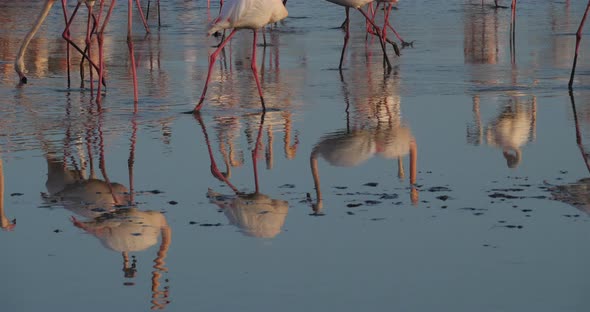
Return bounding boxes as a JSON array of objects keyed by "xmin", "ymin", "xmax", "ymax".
[{"xmin": 189, "ymin": 0, "xmax": 288, "ymax": 113}]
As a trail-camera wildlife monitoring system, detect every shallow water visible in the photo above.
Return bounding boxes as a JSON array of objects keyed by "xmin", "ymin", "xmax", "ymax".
[{"xmin": 1, "ymin": 0, "xmax": 590, "ymax": 311}]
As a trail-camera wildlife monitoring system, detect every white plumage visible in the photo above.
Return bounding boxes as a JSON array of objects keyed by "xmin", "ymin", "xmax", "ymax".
[{"xmin": 209, "ymin": 0, "xmax": 288, "ymax": 35}]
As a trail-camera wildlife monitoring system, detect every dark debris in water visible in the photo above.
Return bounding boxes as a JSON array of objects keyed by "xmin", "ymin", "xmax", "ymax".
[
  {"xmin": 168, "ymin": 201, "xmax": 178, "ymax": 205},
  {"xmin": 563, "ymin": 214, "xmax": 581, "ymax": 218},
  {"xmin": 364, "ymin": 200, "xmax": 382, "ymax": 206},
  {"xmin": 200, "ymin": 223, "xmax": 222, "ymax": 227},
  {"xmin": 347, "ymin": 203, "xmax": 363, "ymax": 208},
  {"xmin": 488, "ymin": 193, "xmax": 520, "ymax": 199},
  {"xmin": 427, "ymin": 186, "xmax": 451, "ymax": 192},
  {"xmin": 370, "ymin": 218, "xmax": 386, "ymax": 221},
  {"xmin": 334, "ymin": 186, "xmax": 348, "ymax": 190},
  {"xmin": 503, "ymin": 225, "xmax": 524, "ymax": 229},
  {"xmin": 279, "ymin": 184, "xmax": 296, "ymax": 189},
  {"xmin": 189, "ymin": 221, "xmax": 198, "ymax": 225},
  {"xmin": 459, "ymin": 207, "xmax": 487, "ymax": 211},
  {"xmin": 10, "ymin": 193, "xmax": 24, "ymax": 197},
  {"xmin": 346, "ymin": 211, "xmax": 355, "ymax": 216},
  {"xmin": 380, "ymin": 194, "xmax": 398, "ymax": 200},
  {"xmin": 436, "ymin": 195, "xmax": 452, "ymax": 201},
  {"xmin": 53, "ymin": 229, "xmax": 62, "ymax": 233},
  {"xmin": 363, "ymin": 182, "xmax": 379, "ymax": 187},
  {"xmin": 490, "ymin": 188, "xmax": 524, "ymax": 192}
]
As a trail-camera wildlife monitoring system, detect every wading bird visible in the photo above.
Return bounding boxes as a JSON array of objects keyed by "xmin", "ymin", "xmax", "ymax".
[{"xmin": 189, "ymin": 0, "xmax": 288, "ymax": 113}]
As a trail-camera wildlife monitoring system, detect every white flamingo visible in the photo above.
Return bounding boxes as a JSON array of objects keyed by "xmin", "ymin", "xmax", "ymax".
[{"xmin": 189, "ymin": 0, "xmax": 288, "ymax": 113}]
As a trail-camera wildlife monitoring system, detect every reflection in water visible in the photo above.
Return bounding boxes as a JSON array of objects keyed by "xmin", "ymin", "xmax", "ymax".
[
  {"xmin": 310, "ymin": 71, "xmax": 418, "ymax": 214},
  {"xmin": 464, "ymin": 2, "xmax": 505, "ymax": 65},
  {"xmin": 468, "ymin": 95, "xmax": 536, "ymax": 168},
  {"xmin": 72, "ymin": 209, "xmax": 172, "ymax": 310},
  {"xmin": 195, "ymin": 113, "xmax": 290, "ymax": 239},
  {"xmin": 0, "ymin": 154, "xmax": 16, "ymax": 231},
  {"xmin": 550, "ymin": 92, "xmax": 590, "ymax": 214},
  {"xmin": 44, "ymin": 152, "xmax": 129, "ymax": 218},
  {"xmin": 37, "ymin": 110, "xmax": 171, "ymax": 309}
]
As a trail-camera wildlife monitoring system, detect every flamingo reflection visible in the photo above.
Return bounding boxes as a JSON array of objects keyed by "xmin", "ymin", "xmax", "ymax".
[
  {"xmin": 71, "ymin": 208, "xmax": 172, "ymax": 309},
  {"xmin": 310, "ymin": 71, "xmax": 418, "ymax": 214},
  {"xmin": 468, "ymin": 95, "xmax": 536, "ymax": 168},
  {"xmin": 195, "ymin": 113, "xmax": 290, "ymax": 239}
]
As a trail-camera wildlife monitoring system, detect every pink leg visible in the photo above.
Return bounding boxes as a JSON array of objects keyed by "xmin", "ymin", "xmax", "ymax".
[
  {"xmin": 62, "ymin": 4, "xmax": 105, "ymax": 87},
  {"xmin": 61, "ymin": 0, "xmax": 71, "ymax": 88},
  {"xmin": 569, "ymin": 1, "xmax": 590, "ymax": 89},
  {"xmin": 339, "ymin": 7, "xmax": 350, "ymax": 70},
  {"xmin": 135, "ymin": 0, "xmax": 150, "ymax": 33},
  {"xmin": 359, "ymin": 7, "xmax": 392, "ymax": 70},
  {"xmin": 251, "ymin": 30, "xmax": 266, "ymax": 110},
  {"xmin": 86, "ymin": 4, "xmax": 94, "ymax": 96},
  {"xmin": 97, "ymin": 0, "xmax": 116, "ymax": 104},
  {"xmin": 128, "ymin": 0, "xmax": 139, "ymax": 108},
  {"xmin": 383, "ymin": 4, "xmax": 409, "ymax": 46},
  {"xmin": 191, "ymin": 29, "xmax": 238, "ymax": 113},
  {"xmin": 382, "ymin": 4, "xmax": 391, "ymax": 44},
  {"xmin": 366, "ymin": 2, "xmax": 380, "ymax": 39}
]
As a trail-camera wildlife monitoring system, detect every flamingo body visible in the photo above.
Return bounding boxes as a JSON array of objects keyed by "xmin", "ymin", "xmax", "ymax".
[
  {"xmin": 208, "ymin": 0, "xmax": 288, "ymax": 35},
  {"xmin": 326, "ymin": 0, "xmax": 373, "ymax": 9}
]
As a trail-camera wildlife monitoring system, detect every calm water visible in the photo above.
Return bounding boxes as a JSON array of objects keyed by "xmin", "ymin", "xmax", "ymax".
[{"xmin": 1, "ymin": 0, "xmax": 590, "ymax": 311}]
